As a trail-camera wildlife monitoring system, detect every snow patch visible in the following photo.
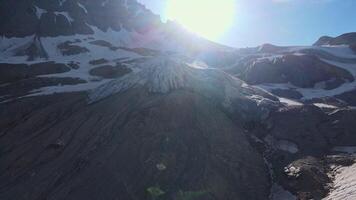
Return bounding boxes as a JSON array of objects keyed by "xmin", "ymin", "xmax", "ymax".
[
  {"xmin": 279, "ymin": 98, "xmax": 303, "ymax": 106},
  {"xmin": 34, "ymin": 6, "xmax": 47, "ymax": 19},
  {"xmin": 324, "ymin": 162, "xmax": 356, "ymax": 200},
  {"xmin": 314, "ymin": 103, "xmax": 338, "ymax": 109},
  {"xmin": 264, "ymin": 135, "xmax": 299, "ymax": 154},
  {"xmin": 77, "ymin": 2, "xmax": 88, "ymax": 13},
  {"xmin": 26, "ymin": 80, "xmax": 111, "ymax": 97},
  {"xmin": 54, "ymin": 12, "xmax": 74, "ymax": 24}
]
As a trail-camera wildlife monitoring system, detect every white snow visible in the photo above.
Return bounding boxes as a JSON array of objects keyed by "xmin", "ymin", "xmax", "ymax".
[
  {"xmin": 254, "ymin": 45, "xmax": 356, "ymax": 101},
  {"xmin": 324, "ymin": 163, "xmax": 356, "ymax": 200},
  {"xmin": 314, "ymin": 103, "xmax": 338, "ymax": 109},
  {"xmin": 88, "ymin": 55, "xmax": 270, "ymax": 107},
  {"xmin": 26, "ymin": 80, "xmax": 112, "ymax": 97},
  {"xmin": 34, "ymin": 6, "xmax": 47, "ymax": 19},
  {"xmin": 54, "ymin": 12, "xmax": 74, "ymax": 24},
  {"xmin": 264, "ymin": 135, "xmax": 299, "ymax": 154},
  {"xmin": 77, "ymin": 2, "xmax": 88, "ymax": 13},
  {"xmin": 279, "ymin": 97, "xmax": 303, "ymax": 106},
  {"xmin": 88, "ymin": 56, "xmax": 202, "ymax": 102}
]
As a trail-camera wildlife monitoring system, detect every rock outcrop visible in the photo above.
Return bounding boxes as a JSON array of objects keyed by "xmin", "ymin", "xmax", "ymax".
[
  {"xmin": 241, "ymin": 54, "xmax": 354, "ymax": 89},
  {"xmin": 314, "ymin": 32, "xmax": 356, "ymax": 46}
]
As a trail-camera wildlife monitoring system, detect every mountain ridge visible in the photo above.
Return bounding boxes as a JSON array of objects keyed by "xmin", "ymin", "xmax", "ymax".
[{"xmin": 1, "ymin": 0, "xmax": 356, "ymax": 200}]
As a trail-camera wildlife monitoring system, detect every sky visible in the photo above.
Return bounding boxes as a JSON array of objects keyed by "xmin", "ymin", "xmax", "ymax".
[{"xmin": 137, "ymin": 0, "xmax": 356, "ymax": 48}]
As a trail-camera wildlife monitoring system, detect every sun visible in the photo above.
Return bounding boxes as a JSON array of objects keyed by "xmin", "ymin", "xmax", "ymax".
[{"xmin": 165, "ymin": 0, "xmax": 236, "ymax": 41}]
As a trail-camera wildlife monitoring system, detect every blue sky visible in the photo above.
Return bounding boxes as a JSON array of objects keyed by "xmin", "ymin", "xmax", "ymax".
[{"xmin": 137, "ymin": 0, "xmax": 356, "ymax": 47}]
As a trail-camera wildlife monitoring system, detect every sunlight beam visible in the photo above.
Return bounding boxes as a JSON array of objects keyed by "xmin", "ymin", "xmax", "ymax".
[{"xmin": 165, "ymin": 0, "xmax": 236, "ymax": 41}]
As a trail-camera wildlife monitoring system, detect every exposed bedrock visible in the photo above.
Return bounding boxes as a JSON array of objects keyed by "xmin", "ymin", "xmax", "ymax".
[
  {"xmin": 240, "ymin": 54, "xmax": 354, "ymax": 89},
  {"xmin": 0, "ymin": 89, "xmax": 271, "ymax": 200},
  {"xmin": 314, "ymin": 32, "xmax": 356, "ymax": 46},
  {"xmin": 0, "ymin": 62, "xmax": 71, "ymax": 84}
]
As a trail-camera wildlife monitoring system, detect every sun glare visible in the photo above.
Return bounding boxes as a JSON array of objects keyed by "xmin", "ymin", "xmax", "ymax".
[{"xmin": 166, "ymin": 0, "xmax": 236, "ymax": 41}]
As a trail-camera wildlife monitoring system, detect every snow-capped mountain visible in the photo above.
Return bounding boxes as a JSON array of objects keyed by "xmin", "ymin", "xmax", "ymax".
[
  {"xmin": 0, "ymin": 0, "xmax": 234, "ymax": 103},
  {"xmin": 1, "ymin": 1, "xmax": 356, "ymax": 200}
]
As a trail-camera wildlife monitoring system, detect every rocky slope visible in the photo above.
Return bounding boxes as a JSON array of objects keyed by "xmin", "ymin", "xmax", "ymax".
[
  {"xmin": 2, "ymin": 1, "xmax": 356, "ymax": 200},
  {"xmin": 314, "ymin": 32, "xmax": 356, "ymax": 46}
]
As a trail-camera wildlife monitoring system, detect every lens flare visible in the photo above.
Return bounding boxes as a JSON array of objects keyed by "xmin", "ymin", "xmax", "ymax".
[{"xmin": 165, "ymin": 0, "xmax": 236, "ymax": 40}]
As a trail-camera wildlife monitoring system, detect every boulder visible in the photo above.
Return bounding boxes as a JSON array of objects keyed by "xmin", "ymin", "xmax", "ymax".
[{"xmin": 283, "ymin": 157, "xmax": 330, "ymax": 199}]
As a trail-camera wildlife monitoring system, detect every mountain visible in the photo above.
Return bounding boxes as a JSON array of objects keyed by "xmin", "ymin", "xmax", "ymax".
[
  {"xmin": 1, "ymin": 1, "xmax": 356, "ymax": 200},
  {"xmin": 314, "ymin": 32, "xmax": 356, "ymax": 46}
]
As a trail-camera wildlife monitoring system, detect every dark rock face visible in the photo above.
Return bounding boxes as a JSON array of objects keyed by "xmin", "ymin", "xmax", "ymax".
[
  {"xmin": 257, "ymin": 103, "xmax": 356, "ymax": 155},
  {"xmin": 0, "ymin": 89, "xmax": 270, "ymax": 200},
  {"xmin": 350, "ymin": 44, "xmax": 356, "ymax": 53},
  {"xmin": 322, "ymin": 109, "xmax": 356, "ymax": 146},
  {"xmin": 266, "ymin": 105, "xmax": 329, "ymax": 155},
  {"xmin": 336, "ymin": 89, "xmax": 356, "ymax": 106},
  {"xmin": 89, "ymin": 40, "xmax": 119, "ymax": 50},
  {"xmin": 241, "ymin": 54, "xmax": 354, "ymax": 88},
  {"xmin": 14, "ymin": 37, "xmax": 49, "ymax": 61},
  {"xmin": 0, "ymin": 77, "xmax": 86, "ymax": 100},
  {"xmin": 0, "ymin": 62, "xmax": 70, "ymax": 84},
  {"xmin": 314, "ymin": 32, "xmax": 356, "ymax": 46},
  {"xmin": 0, "ymin": 0, "xmax": 161, "ymax": 38},
  {"xmin": 89, "ymin": 64, "xmax": 132, "ymax": 79},
  {"xmin": 58, "ymin": 41, "xmax": 89, "ymax": 56},
  {"xmin": 89, "ymin": 58, "xmax": 109, "ymax": 65}
]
